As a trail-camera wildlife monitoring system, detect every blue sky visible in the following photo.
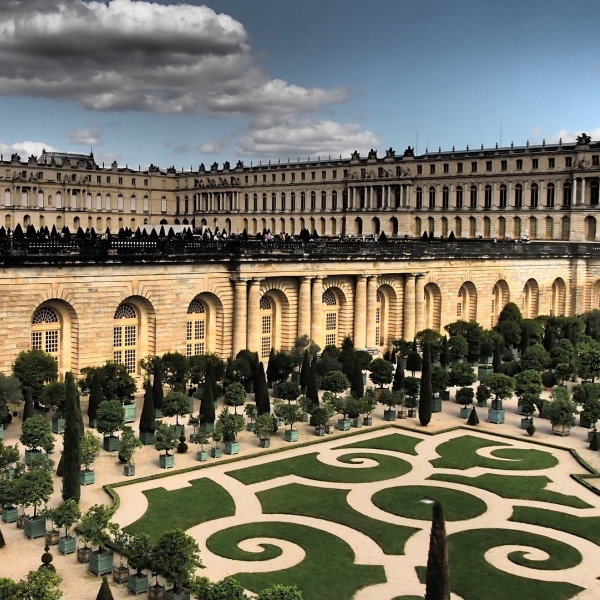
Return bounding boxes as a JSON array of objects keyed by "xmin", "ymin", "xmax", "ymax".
[{"xmin": 0, "ymin": 0, "xmax": 598, "ymax": 168}]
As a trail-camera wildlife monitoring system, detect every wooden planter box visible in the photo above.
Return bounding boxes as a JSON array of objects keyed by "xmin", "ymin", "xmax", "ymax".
[
  {"xmin": 352, "ymin": 417, "xmax": 363, "ymax": 428},
  {"xmin": 196, "ymin": 450, "xmax": 208, "ymax": 461},
  {"xmin": 164, "ymin": 589, "xmax": 190, "ymax": 600},
  {"xmin": 148, "ymin": 584, "xmax": 165, "ymax": 600},
  {"xmin": 51, "ymin": 417, "xmax": 65, "ymax": 434},
  {"xmin": 315, "ymin": 426, "xmax": 325, "ymax": 437},
  {"xmin": 89, "ymin": 549, "xmax": 114, "ymax": 576},
  {"xmin": 1, "ymin": 507, "xmax": 17, "ymax": 523},
  {"xmin": 103, "ymin": 435, "xmax": 119, "ymax": 452},
  {"xmin": 211, "ymin": 447, "xmax": 222, "ymax": 458},
  {"xmin": 16, "ymin": 514, "xmax": 24, "ymax": 529},
  {"xmin": 24, "ymin": 449, "xmax": 42, "ymax": 465},
  {"xmin": 477, "ymin": 366, "xmax": 494, "ymax": 380},
  {"xmin": 325, "ymin": 424, "xmax": 335, "ymax": 434},
  {"xmin": 397, "ymin": 407, "xmax": 407, "ymax": 419},
  {"xmin": 432, "ymin": 397, "xmax": 442, "ymax": 413},
  {"xmin": 383, "ymin": 409, "xmax": 397, "ymax": 421},
  {"xmin": 284, "ymin": 429, "xmax": 299, "ymax": 442},
  {"xmin": 225, "ymin": 441, "xmax": 240, "ymax": 455},
  {"xmin": 80, "ymin": 469, "xmax": 95, "ymax": 485},
  {"xmin": 364, "ymin": 415, "xmax": 373, "ymax": 426},
  {"xmin": 45, "ymin": 529, "xmax": 59, "ymax": 546},
  {"xmin": 124, "ymin": 464, "xmax": 136, "ymax": 476},
  {"xmin": 58, "ymin": 535, "xmax": 76, "ymax": 555},
  {"xmin": 259, "ymin": 438, "xmax": 271, "ymax": 448},
  {"xmin": 24, "ymin": 516, "xmax": 46, "ymax": 539},
  {"xmin": 113, "ymin": 565, "xmax": 130, "ymax": 584},
  {"xmin": 123, "ymin": 403, "xmax": 136, "ymax": 423},
  {"xmin": 159, "ymin": 454, "xmax": 175, "ymax": 469},
  {"xmin": 77, "ymin": 546, "xmax": 92, "ymax": 564},
  {"xmin": 552, "ymin": 422, "xmax": 571, "ymax": 437},
  {"xmin": 139, "ymin": 430, "xmax": 155, "ymax": 445},
  {"xmin": 337, "ymin": 418, "xmax": 351, "ymax": 431},
  {"xmin": 520, "ymin": 417, "xmax": 533, "ymax": 430},
  {"xmin": 301, "ymin": 412, "xmax": 310, "ymax": 422},
  {"xmin": 127, "ymin": 573, "xmax": 149, "ymax": 595},
  {"xmin": 488, "ymin": 408, "xmax": 506, "ymax": 424},
  {"xmin": 407, "ymin": 407, "xmax": 417, "ymax": 418},
  {"xmin": 459, "ymin": 407, "xmax": 470, "ymax": 419}
]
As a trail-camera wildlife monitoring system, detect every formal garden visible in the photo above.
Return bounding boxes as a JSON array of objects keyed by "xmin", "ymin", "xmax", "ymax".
[{"xmin": 1, "ymin": 304, "xmax": 600, "ymax": 598}]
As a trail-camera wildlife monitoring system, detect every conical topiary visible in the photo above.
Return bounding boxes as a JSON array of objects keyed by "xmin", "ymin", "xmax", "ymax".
[
  {"xmin": 467, "ymin": 407, "xmax": 479, "ymax": 426},
  {"xmin": 88, "ymin": 371, "xmax": 103, "ymax": 426},
  {"xmin": 62, "ymin": 371, "xmax": 81, "ymax": 502},
  {"xmin": 200, "ymin": 378, "xmax": 215, "ymax": 427},
  {"xmin": 392, "ymin": 361, "xmax": 405, "ymax": 392},
  {"xmin": 350, "ymin": 356, "xmax": 364, "ymax": 399},
  {"xmin": 96, "ymin": 576, "xmax": 115, "ymax": 600},
  {"xmin": 299, "ymin": 350, "xmax": 311, "ymax": 391},
  {"xmin": 589, "ymin": 431, "xmax": 600, "ymax": 451},
  {"xmin": 254, "ymin": 362, "xmax": 270, "ymax": 415},
  {"xmin": 419, "ymin": 341, "xmax": 433, "ymax": 426},
  {"xmin": 305, "ymin": 359, "xmax": 319, "ymax": 410},
  {"xmin": 424, "ymin": 500, "xmax": 450, "ymax": 600},
  {"xmin": 527, "ymin": 422, "xmax": 536, "ymax": 437},
  {"xmin": 152, "ymin": 361, "xmax": 164, "ymax": 413},
  {"xmin": 139, "ymin": 380, "xmax": 155, "ymax": 435}
]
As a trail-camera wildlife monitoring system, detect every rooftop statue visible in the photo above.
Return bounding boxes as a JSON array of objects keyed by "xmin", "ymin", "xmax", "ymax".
[
  {"xmin": 385, "ymin": 147, "xmax": 395, "ymax": 158},
  {"xmin": 403, "ymin": 146, "xmax": 415, "ymax": 157},
  {"xmin": 576, "ymin": 133, "xmax": 592, "ymax": 145},
  {"xmin": 368, "ymin": 149, "xmax": 377, "ymax": 159}
]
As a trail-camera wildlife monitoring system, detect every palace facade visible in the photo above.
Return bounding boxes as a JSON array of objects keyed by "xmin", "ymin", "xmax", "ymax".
[{"xmin": 1, "ymin": 134, "xmax": 600, "ymax": 380}]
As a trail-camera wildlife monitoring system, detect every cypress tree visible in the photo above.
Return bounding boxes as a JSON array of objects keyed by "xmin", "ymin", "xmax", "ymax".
[
  {"xmin": 206, "ymin": 361, "xmax": 219, "ymax": 401},
  {"xmin": 265, "ymin": 347, "xmax": 275, "ymax": 385},
  {"xmin": 467, "ymin": 407, "xmax": 480, "ymax": 426},
  {"xmin": 88, "ymin": 371, "xmax": 102, "ymax": 426},
  {"xmin": 424, "ymin": 501, "xmax": 450, "ymax": 600},
  {"xmin": 62, "ymin": 371, "xmax": 81, "ymax": 502},
  {"xmin": 254, "ymin": 362, "xmax": 270, "ymax": 415},
  {"xmin": 200, "ymin": 376, "xmax": 215, "ymax": 427},
  {"xmin": 390, "ymin": 348, "xmax": 397, "ymax": 365},
  {"xmin": 419, "ymin": 341, "xmax": 433, "ymax": 426},
  {"xmin": 339, "ymin": 336, "xmax": 355, "ymax": 379},
  {"xmin": 521, "ymin": 325, "xmax": 530, "ymax": 354},
  {"xmin": 350, "ymin": 356, "xmax": 364, "ymax": 398},
  {"xmin": 306, "ymin": 359, "xmax": 319, "ymax": 410},
  {"xmin": 543, "ymin": 324, "xmax": 555, "ymax": 352},
  {"xmin": 139, "ymin": 380, "xmax": 155, "ymax": 434},
  {"xmin": 96, "ymin": 576, "xmax": 115, "ymax": 600},
  {"xmin": 299, "ymin": 350, "xmax": 311, "ymax": 390},
  {"xmin": 392, "ymin": 361, "xmax": 405, "ymax": 391},
  {"xmin": 492, "ymin": 338, "xmax": 502, "ymax": 373},
  {"xmin": 440, "ymin": 336, "xmax": 450, "ymax": 370},
  {"xmin": 23, "ymin": 388, "xmax": 34, "ymax": 422},
  {"xmin": 152, "ymin": 361, "xmax": 164, "ymax": 413}
]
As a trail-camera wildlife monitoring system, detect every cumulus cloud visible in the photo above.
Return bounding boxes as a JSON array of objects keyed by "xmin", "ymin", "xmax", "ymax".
[
  {"xmin": 236, "ymin": 119, "xmax": 380, "ymax": 159},
  {"xmin": 199, "ymin": 139, "xmax": 228, "ymax": 155},
  {"xmin": 0, "ymin": 139, "xmax": 57, "ymax": 158},
  {"xmin": 0, "ymin": 0, "xmax": 346, "ymax": 116},
  {"xmin": 67, "ymin": 126, "xmax": 103, "ymax": 146},
  {"xmin": 547, "ymin": 127, "xmax": 600, "ymax": 143}
]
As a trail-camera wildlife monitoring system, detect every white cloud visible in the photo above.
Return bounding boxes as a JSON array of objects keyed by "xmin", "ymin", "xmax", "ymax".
[
  {"xmin": 199, "ymin": 139, "xmax": 228, "ymax": 155},
  {"xmin": 0, "ymin": 0, "xmax": 346, "ymax": 116},
  {"xmin": 0, "ymin": 139, "xmax": 57, "ymax": 158},
  {"xmin": 547, "ymin": 127, "xmax": 600, "ymax": 144},
  {"xmin": 67, "ymin": 127, "xmax": 103, "ymax": 146},
  {"xmin": 236, "ymin": 119, "xmax": 380, "ymax": 158}
]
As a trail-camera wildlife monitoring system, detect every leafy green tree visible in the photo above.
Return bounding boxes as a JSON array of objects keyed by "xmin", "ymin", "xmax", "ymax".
[
  {"xmin": 15, "ymin": 569, "xmax": 62, "ymax": 600},
  {"xmin": 320, "ymin": 371, "xmax": 350, "ymax": 394},
  {"xmin": 377, "ymin": 389, "xmax": 404, "ymax": 412},
  {"xmin": 17, "ymin": 466, "xmax": 53, "ymax": 517},
  {"xmin": 75, "ymin": 504, "xmax": 119, "ymax": 552},
  {"xmin": 95, "ymin": 400, "xmax": 125, "ymax": 440},
  {"xmin": 514, "ymin": 370, "xmax": 542, "ymax": 418},
  {"xmin": 61, "ymin": 372, "xmax": 81, "ymax": 502},
  {"xmin": 215, "ymin": 407, "xmax": 245, "ymax": 442},
  {"xmin": 152, "ymin": 361, "xmax": 164, "ymax": 412},
  {"xmin": 496, "ymin": 319, "xmax": 521, "ymax": 349},
  {"xmin": 440, "ymin": 336, "xmax": 450, "ymax": 369},
  {"xmin": 448, "ymin": 335, "xmax": 468, "ymax": 361},
  {"xmin": 200, "ymin": 376, "xmax": 216, "ymax": 426},
  {"xmin": 267, "ymin": 350, "xmax": 294, "ymax": 384},
  {"xmin": 257, "ymin": 584, "xmax": 304, "ymax": 600},
  {"xmin": 350, "ymin": 355, "xmax": 364, "ymax": 398},
  {"xmin": 416, "ymin": 329, "xmax": 444, "ymax": 362},
  {"xmin": 430, "ymin": 366, "xmax": 449, "ymax": 396},
  {"xmin": 253, "ymin": 362, "xmax": 270, "ymax": 415},
  {"xmin": 162, "ymin": 391, "xmax": 191, "ymax": 426},
  {"xmin": 492, "ymin": 338, "xmax": 502, "ymax": 373},
  {"xmin": 224, "ymin": 382, "xmax": 247, "ymax": 413},
  {"xmin": 419, "ymin": 341, "xmax": 433, "ymax": 426},
  {"xmin": 424, "ymin": 500, "xmax": 450, "ymax": 600},
  {"xmin": 576, "ymin": 341, "xmax": 600, "ymax": 381},
  {"xmin": 254, "ymin": 413, "xmax": 275, "ymax": 442},
  {"xmin": 290, "ymin": 335, "xmax": 320, "ymax": 368},
  {"xmin": 40, "ymin": 382, "xmax": 65, "ymax": 414},
  {"xmin": 546, "ymin": 387, "xmax": 578, "ymax": 426},
  {"xmin": 0, "ymin": 373, "xmax": 22, "ymax": 424},
  {"xmin": 161, "ymin": 352, "xmax": 189, "ymax": 392},
  {"xmin": 274, "ymin": 381, "xmax": 300, "ymax": 403},
  {"xmin": 50, "ymin": 498, "xmax": 81, "ymax": 539},
  {"xmin": 476, "ymin": 383, "xmax": 491, "ymax": 405},
  {"xmin": 13, "ymin": 349, "xmax": 58, "ymax": 404},
  {"xmin": 0, "ymin": 442, "xmax": 19, "ymax": 474},
  {"xmin": 118, "ymin": 426, "xmax": 143, "ymax": 466},
  {"xmin": 234, "ymin": 349, "xmax": 259, "ymax": 390},
  {"xmin": 80, "ymin": 431, "xmax": 101, "ymax": 472},
  {"xmin": 152, "ymin": 529, "xmax": 202, "ymax": 593},
  {"xmin": 369, "ymin": 358, "xmax": 394, "ymax": 388},
  {"xmin": 273, "ymin": 399, "xmax": 304, "ymax": 432},
  {"xmin": 154, "ymin": 423, "xmax": 177, "ymax": 456},
  {"xmin": 139, "ymin": 380, "xmax": 156, "ymax": 435},
  {"xmin": 188, "ymin": 353, "xmax": 225, "ymax": 386},
  {"xmin": 520, "ymin": 345, "xmax": 551, "ymax": 373},
  {"xmin": 448, "ymin": 363, "xmax": 476, "ymax": 388},
  {"xmin": 481, "ymin": 373, "xmax": 515, "ymax": 404},
  {"xmin": 80, "ymin": 361, "xmax": 136, "ymax": 400},
  {"xmin": 444, "ymin": 321, "xmax": 483, "ymax": 361},
  {"xmin": 405, "ymin": 348, "xmax": 422, "ymax": 376},
  {"xmin": 118, "ymin": 532, "xmax": 153, "ymax": 577},
  {"xmin": 315, "ymin": 351, "xmax": 342, "ymax": 378},
  {"xmin": 497, "ymin": 302, "xmax": 522, "ymax": 324},
  {"xmin": 456, "ymin": 387, "xmax": 474, "ymax": 408},
  {"xmin": 550, "ymin": 338, "xmax": 575, "ymax": 368},
  {"xmin": 339, "ymin": 336, "xmax": 356, "ymax": 379},
  {"xmin": 20, "ymin": 414, "xmax": 55, "ymax": 453}
]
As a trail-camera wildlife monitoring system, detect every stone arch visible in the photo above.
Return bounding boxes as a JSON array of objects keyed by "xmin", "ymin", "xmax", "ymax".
[
  {"xmin": 377, "ymin": 276, "xmax": 403, "ymax": 343},
  {"xmin": 552, "ymin": 277, "xmax": 567, "ymax": 316},
  {"xmin": 323, "ymin": 277, "xmax": 353, "ymax": 345},
  {"xmin": 585, "ymin": 215, "xmax": 596, "ymax": 241},
  {"xmin": 354, "ymin": 216, "xmax": 362, "ymax": 236},
  {"xmin": 330, "ymin": 217, "xmax": 337, "ymax": 236},
  {"xmin": 390, "ymin": 216, "xmax": 399, "ymax": 237},
  {"xmin": 188, "ymin": 291, "xmax": 225, "ymax": 357},
  {"xmin": 458, "ymin": 281, "xmax": 477, "ymax": 322},
  {"xmin": 427, "ymin": 216, "xmax": 435, "ymax": 236},
  {"xmin": 491, "ymin": 279, "xmax": 510, "ymax": 327},
  {"xmin": 424, "ymin": 282, "xmax": 442, "ymax": 332},
  {"xmin": 319, "ymin": 217, "xmax": 326, "ymax": 236},
  {"xmin": 260, "ymin": 279, "xmax": 295, "ymax": 351},
  {"xmin": 482, "ymin": 216, "xmax": 491, "ymax": 239},
  {"xmin": 376, "ymin": 283, "xmax": 399, "ymax": 347},
  {"xmin": 372, "ymin": 216, "xmax": 380, "ymax": 235},
  {"xmin": 522, "ymin": 278, "xmax": 539, "ymax": 318},
  {"xmin": 415, "ymin": 216, "xmax": 422, "ymax": 237}
]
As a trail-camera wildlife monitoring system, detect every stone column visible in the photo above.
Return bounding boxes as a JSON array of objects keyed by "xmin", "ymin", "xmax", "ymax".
[
  {"xmin": 414, "ymin": 274, "xmax": 425, "ymax": 335},
  {"xmin": 247, "ymin": 279, "xmax": 262, "ymax": 354},
  {"xmin": 311, "ymin": 277, "xmax": 323, "ymax": 346},
  {"xmin": 298, "ymin": 276, "xmax": 312, "ymax": 340},
  {"xmin": 403, "ymin": 274, "xmax": 416, "ymax": 341},
  {"xmin": 366, "ymin": 275, "xmax": 378, "ymax": 347},
  {"xmin": 582, "ymin": 178, "xmax": 586, "ymax": 205},
  {"xmin": 573, "ymin": 178, "xmax": 578, "ymax": 206},
  {"xmin": 354, "ymin": 275, "xmax": 367, "ymax": 348},
  {"xmin": 232, "ymin": 279, "xmax": 248, "ymax": 355}
]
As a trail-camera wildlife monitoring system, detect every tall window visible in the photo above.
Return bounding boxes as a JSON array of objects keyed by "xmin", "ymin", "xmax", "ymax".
[
  {"xmin": 260, "ymin": 296, "xmax": 273, "ymax": 360},
  {"xmin": 375, "ymin": 292, "xmax": 381, "ymax": 345},
  {"xmin": 186, "ymin": 300, "xmax": 206, "ymax": 357},
  {"xmin": 416, "ymin": 187, "xmax": 423, "ymax": 209},
  {"xmin": 530, "ymin": 183, "xmax": 539, "ymax": 208},
  {"xmin": 470, "ymin": 185, "xmax": 477, "ymax": 209},
  {"xmin": 563, "ymin": 182, "xmax": 572, "ymax": 207},
  {"xmin": 546, "ymin": 183, "xmax": 555, "ymax": 207},
  {"xmin": 428, "ymin": 186, "xmax": 436, "ymax": 209},
  {"xmin": 514, "ymin": 184, "xmax": 523, "ymax": 209},
  {"xmin": 499, "ymin": 184, "xmax": 507, "ymax": 208},
  {"xmin": 322, "ymin": 289, "xmax": 338, "ymax": 347},
  {"xmin": 31, "ymin": 307, "xmax": 60, "ymax": 362},
  {"xmin": 442, "ymin": 186, "xmax": 449, "ymax": 209},
  {"xmin": 113, "ymin": 304, "xmax": 138, "ymax": 374},
  {"xmin": 484, "ymin": 185, "xmax": 492, "ymax": 208},
  {"xmin": 455, "ymin": 186, "xmax": 463, "ymax": 208}
]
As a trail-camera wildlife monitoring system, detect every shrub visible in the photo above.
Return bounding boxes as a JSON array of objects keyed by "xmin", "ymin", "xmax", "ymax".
[
  {"xmin": 369, "ymin": 358, "xmax": 394, "ymax": 388},
  {"xmin": 320, "ymin": 371, "xmax": 350, "ymax": 394}
]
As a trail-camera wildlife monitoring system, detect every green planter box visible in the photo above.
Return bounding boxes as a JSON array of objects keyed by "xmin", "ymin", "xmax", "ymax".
[
  {"xmin": 364, "ymin": 416, "xmax": 373, "ymax": 426},
  {"xmin": 580, "ymin": 415, "xmax": 592, "ymax": 429},
  {"xmin": 123, "ymin": 403, "xmax": 136, "ymax": 423},
  {"xmin": 1, "ymin": 507, "xmax": 17, "ymax": 523},
  {"xmin": 211, "ymin": 447, "xmax": 222, "ymax": 458},
  {"xmin": 259, "ymin": 438, "xmax": 271, "ymax": 448},
  {"xmin": 441, "ymin": 390, "xmax": 450, "ymax": 401},
  {"xmin": 24, "ymin": 449, "xmax": 42, "ymax": 465},
  {"xmin": 139, "ymin": 431, "xmax": 155, "ymax": 445},
  {"xmin": 159, "ymin": 454, "xmax": 175, "ymax": 469},
  {"xmin": 51, "ymin": 417, "xmax": 65, "ymax": 434},
  {"xmin": 432, "ymin": 397, "xmax": 442, "ymax": 413},
  {"xmin": 199, "ymin": 422, "xmax": 214, "ymax": 432},
  {"xmin": 477, "ymin": 400, "xmax": 488, "ymax": 408},
  {"xmin": 352, "ymin": 417, "xmax": 363, "ymax": 428},
  {"xmin": 0, "ymin": 423, "xmax": 3, "ymax": 441},
  {"xmin": 284, "ymin": 429, "xmax": 299, "ymax": 442},
  {"xmin": 337, "ymin": 418, "xmax": 351, "ymax": 431},
  {"xmin": 196, "ymin": 450, "xmax": 208, "ymax": 462},
  {"xmin": 80, "ymin": 469, "xmax": 95, "ymax": 485},
  {"xmin": 383, "ymin": 409, "xmax": 396, "ymax": 421},
  {"xmin": 315, "ymin": 426, "xmax": 325, "ymax": 437},
  {"xmin": 154, "ymin": 409, "xmax": 163, "ymax": 419},
  {"xmin": 24, "ymin": 516, "xmax": 47, "ymax": 539},
  {"xmin": 246, "ymin": 422, "xmax": 256, "ymax": 432},
  {"xmin": 89, "ymin": 550, "xmax": 114, "ymax": 576},
  {"xmin": 103, "ymin": 436, "xmax": 119, "ymax": 452},
  {"xmin": 128, "ymin": 574, "xmax": 149, "ymax": 595},
  {"xmin": 477, "ymin": 366, "xmax": 494, "ymax": 380},
  {"xmin": 124, "ymin": 464, "xmax": 136, "ymax": 476},
  {"xmin": 301, "ymin": 412, "xmax": 309, "ymax": 422},
  {"xmin": 488, "ymin": 408, "xmax": 506, "ymax": 424},
  {"xmin": 459, "ymin": 407, "xmax": 470, "ymax": 419},
  {"xmin": 521, "ymin": 417, "xmax": 533, "ymax": 430},
  {"xmin": 225, "ymin": 441, "xmax": 240, "ymax": 455},
  {"xmin": 58, "ymin": 535, "xmax": 77, "ymax": 555},
  {"xmin": 164, "ymin": 588, "xmax": 190, "ymax": 600},
  {"xmin": 88, "ymin": 418, "xmax": 97, "ymax": 429},
  {"xmin": 276, "ymin": 417, "xmax": 284, "ymax": 428}
]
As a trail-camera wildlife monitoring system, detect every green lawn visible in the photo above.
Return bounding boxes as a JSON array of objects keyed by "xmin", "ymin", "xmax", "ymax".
[
  {"xmin": 510, "ymin": 506, "xmax": 600, "ymax": 547},
  {"xmin": 429, "ymin": 473, "xmax": 591, "ymax": 509},
  {"xmin": 335, "ymin": 432, "xmax": 422, "ymax": 455},
  {"xmin": 123, "ymin": 477, "xmax": 235, "ymax": 544},
  {"xmin": 206, "ymin": 521, "xmax": 386, "ymax": 600},
  {"xmin": 257, "ymin": 482, "xmax": 419, "ymax": 554},
  {"xmin": 372, "ymin": 485, "xmax": 487, "ymax": 521},
  {"xmin": 227, "ymin": 451, "xmax": 411, "ymax": 485},
  {"xmin": 445, "ymin": 528, "xmax": 583, "ymax": 600},
  {"xmin": 431, "ymin": 435, "xmax": 559, "ymax": 471}
]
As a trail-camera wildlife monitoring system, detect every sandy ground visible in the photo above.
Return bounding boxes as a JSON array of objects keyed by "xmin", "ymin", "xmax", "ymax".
[{"xmin": 1, "ymin": 382, "xmax": 600, "ymax": 599}]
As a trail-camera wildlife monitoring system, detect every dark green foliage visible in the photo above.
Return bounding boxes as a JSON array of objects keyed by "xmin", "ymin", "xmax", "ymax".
[
  {"xmin": 96, "ymin": 576, "xmax": 115, "ymax": 600},
  {"xmin": 430, "ymin": 366, "xmax": 449, "ymax": 396},
  {"xmin": 492, "ymin": 338, "xmax": 502, "ymax": 373},
  {"xmin": 369, "ymin": 358, "xmax": 394, "ymax": 388},
  {"xmin": 268, "ymin": 351, "xmax": 295, "ymax": 384},
  {"xmin": 152, "ymin": 529, "xmax": 202, "ymax": 591},
  {"xmin": 62, "ymin": 372, "xmax": 81, "ymax": 503},
  {"xmin": 299, "ymin": 350, "xmax": 311, "ymax": 390},
  {"xmin": 467, "ymin": 407, "xmax": 479, "ymax": 426},
  {"xmin": 589, "ymin": 431, "xmax": 600, "ymax": 450},
  {"xmin": 254, "ymin": 362, "xmax": 270, "ymax": 415},
  {"xmin": 320, "ymin": 371, "xmax": 350, "ymax": 394},
  {"xmin": 440, "ymin": 336, "xmax": 450, "ymax": 369},
  {"xmin": 0, "ymin": 527, "xmax": 4, "ymax": 548},
  {"xmin": 88, "ymin": 371, "xmax": 103, "ymax": 422},
  {"xmin": 419, "ymin": 341, "xmax": 433, "ymax": 426},
  {"xmin": 315, "ymin": 351, "xmax": 342, "ymax": 378},
  {"xmin": 80, "ymin": 361, "xmax": 136, "ymax": 400},
  {"xmin": 95, "ymin": 400, "xmax": 125, "ymax": 438},
  {"xmin": 405, "ymin": 349, "xmax": 422, "ymax": 376},
  {"xmin": 152, "ymin": 361, "xmax": 164, "ymax": 411},
  {"xmin": 13, "ymin": 348, "xmax": 58, "ymax": 404},
  {"xmin": 161, "ymin": 352, "xmax": 189, "ymax": 392},
  {"xmin": 305, "ymin": 359, "xmax": 319, "ymax": 409},
  {"xmin": 350, "ymin": 356, "xmax": 364, "ymax": 398},
  {"xmin": 543, "ymin": 323, "xmax": 555, "ymax": 351},
  {"xmin": 200, "ymin": 377, "xmax": 216, "ymax": 425},
  {"xmin": 339, "ymin": 336, "xmax": 355, "ymax": 379},
  {"xmin": 139, "ymin": 380, "xmax": 155, "ymax": 434},
  {"xmin": 22, "ymin": 388, "xmax": 34, "ymax": 422},
  {"xmin": 520, "ymin": 325, "xmax": 530, "ymax": 354},
  {"xmin": 497, "ymin": 302, "xmax": 523, "ymax": 324},
  {"xmin": 266, "ymin": 347, "xmax": 276, "ymax": 383},
  {"xmin": 392, "ymin": 361, "xmax": 405, "ymax": 391},
  {"xmin": 424, "ymin": 501, "xmax": 450, "ymax": 600}
]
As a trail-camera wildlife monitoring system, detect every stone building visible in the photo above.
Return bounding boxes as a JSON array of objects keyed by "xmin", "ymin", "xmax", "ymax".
[{"xmin": 1, "ymin": 134, "xmax": 600, "ymax": 380}]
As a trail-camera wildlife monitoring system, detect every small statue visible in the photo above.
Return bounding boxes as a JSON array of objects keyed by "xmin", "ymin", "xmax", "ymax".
[
  {"xmin": 403, "ymin": 146, "xmax": 415, "ymax": 157},
  {"xmin": 385, "ymin": 147, "xmax": 395, "ymax": 158},
  {"xmin": 351, "ymin": 150, "xmax": 360, "ymax": 160},
  {"xmin": 368, "ymin": 148, "xmax": 377, "ymax": 160}
]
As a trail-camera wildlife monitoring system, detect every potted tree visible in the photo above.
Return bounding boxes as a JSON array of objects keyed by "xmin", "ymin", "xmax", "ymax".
[
  {"xmin": 515, "ymin": 370, "xmax": 543, "ymax": 429},
  {"xmin": 448, "ymin": 335, "xmax": 468, "ymax": 365},
  {"xmin": 273, "ymin": 399, "xmax": 303, "ymax": 442},
  {"xmin": 42, "ymin": 506, "xmax": 59, "ymax": 546},
  {"xmin": 546, "ymin": 387, "xmax": 578, "ymax": 437},
  {"xmin": 361, "ymin": 389, "xmax": 378, "ymax": 425},
  {"xmin": 121, "ymin": 532, "xmax": 152, "ymax": 595},
  {"xmin": 403, "ymin": 377, "xmax": 420, "ymax": 414},
  {"xmin": 216, "ymin": 407, "xmax": 244, "ymax": 455},
  {"xmin": 193, "ymin": 430, "xmax": 210, "ymax": 462},
  {"xmin": 254, "ymin": 413, "xmax": 274, "ymax": 448},
  {"xmin": 369, "ymin": 359, "xmax": 394, "ymax": 394},
  {"xmin": 0, "ymin": 477, "xmax": 18, "ymax": 524},
  {"xmin": 482, "ymin": 373, "xmax": 516, "ymax": 425},
  {"xmin": 377, "ymin": 389, "xmax": 404, "ymax": 421},
  {"xmin": 76, "ymin": 504, "xmax": 119, "ymax": 576},
  {"xmin": 430, "ymin": 366, "xmax": 449, "ymax": 411},
  {"xmin": 323, "ymin": 392, "xmax": 352, "ymax": 430},
  {"xmin": 19, "ymin": 466, "xmax": 53, "ymax": 540},
  {"xmin": 297, "ymin": 395, "xmax": 312, "ymax": 422},
  {"xmin": 118, "ymin": 426, "xmax": 143, "ymax": 476},
  {"xmin": 51, "ymin": 498, "xmax": 80, "ymax": 555},
  {"xmin": 478, "ymin": 339, "xmax": 495, "ymax": 379},
  {"xmin": 541, "ymin": 370, "xmax": 557, "ymax": 392},
  {"xmin": 456, "ymin": 387, "xmax": 475, "ymax": 418},
  {"xmin": 244, "ymin": 403, "xmax": 258, "ymax": 431},
  {"xmin": 42, "ymin": 382, "xmax": 66, "ymax": 434},
  {"xmin": 20, "ymin": 414, "xmax": 55, "ymax": 465},
  {"xmin": 476, "ymin": 383, "xmax": 491, "ymax": 408},
  {"xmin": 579, "ymin": 396, "xmax": 600, "ymax": 442},
  {"xmin": 311, "ymin": 405, "xmax": 334, "ymax": 437},
  {"xmin": 80, "ymin": 430, "xmax": 101, "ymax": 485},
  {"xmin": 224, "ymin": 382, "xmax": 247, "ymax": 415},
  {"xmin": 573, "ymin": 383, "xmax": 600, "ymax": 428},
  {"xmin": 162, "ymin": 391, "xmax": 191, "ymax": 437},
  {"xmin": 347, "ymin": 396, "xmax": 365, "ymax": 428},
  {"xmin": 96, "ymin": 399, "xmax": 125, "ymax": 452},
  {"xmin": 187, "ymin": 415, "xmax": 200, "ymax": 443},
  {"xmin": 152, "ymin": 529, "xmax": 201, "ymax": 600},
  {"xmin": 154, "ymin": 422, "xmax": 177, "ymax": 469},
  {"xmin": 210, "ymin": 429, "xmax": 223, "ymax": 458}
]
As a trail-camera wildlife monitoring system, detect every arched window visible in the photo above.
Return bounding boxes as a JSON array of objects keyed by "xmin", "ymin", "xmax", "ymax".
[
  {"xmin": 586, "ymin": 216, "xmax": 597, "ymax": 241},
  {"xmin": 321, "ymin": 191, "xmax": 327, "ymax": 210},
  {"xmin": 253, "ymin": 194, "xmax": 258, "ymax": 211},
  {"xmin": 416, "ymin": 187, "xmax": 423, "ymax": 209},
  {"xmin": 498, "ymin": 216, "xmax": 506, "ymax": 239},
  {"xmin": 499, "ymin": 184, "xmax": 507, "ymax": 208},
  {"xmin": 483, "ymin": 216, "xmax": 491, "ymax": 238},
  {"xmin": 322, "ymin": 289, "xmax": 339, "ymax": 347},
  {"xmin": 271, "ymin": 192, "xmax": 277, "ymax": 212},
  {"xmin": 262, "ymin": 193, "xmax": 267, "ymax": 212},
  {"xmin": 454, "ymin": 216, "xmax": 462, "ymax": 238},
  {"xmin": 428, "ymin": 186, "xmax": 436, "ymax": 209},
  {"xmin": 514, "ymin": 216, "xmax": 521, "ymax": 238},
  {"xmin": 563, "ymin": 182, "xmax": 572, "ymax": 207},
  {"xmin": 113, "ymin": 304, "xmax": 138, "ymax": 374},
  {"xmin": 31, "ymin": 307, "xmax": 60, "ymax": 362},
  {"xmin": 281, "ymin": 192, "xmax": 286, "ymax": 212},
  {"xmin": 186, "ymin": 300, "xmax": 206, "ymax": 357},
  {"xmin": 311, "ymin": 191, "xmax": 317, "ymax": 211},
  {"xmin": 522, "ymin": 279, "xmax": 539, "ymax": 318},
  {"xmin": 552, "ymin": 278, "xmax": 566, "ymax": 316},
  {"xmin": 484, "ymin": 185, "xmax": 492, "ymax": 208},
  {"xmin": 424, "ymin": 283, "xmax": 442, "ymax": 331},
  {"xmin": 514, "ymin": 184, "xmax": 523, "ymax": 209},
  {"xmin": 545, "ymin": 216, "xmax": 554, "ymax": 240},
  {"xmin": 332, "ymin": 191, "xmax": 338, "ymax": 211},
  {"xmin": 260, "ymin": 296, "xmax": 273, "ymax": 360},
  {"xmin": 469, "ymin": 217, "xmax": 476, "ymax": 238},
  {"xmin": 441, "ymin": 216, "xmax": 448, "ymax": 237},
  {"xmin": 291, "ymin": 192, "xmax": 296, "ymax": 212},
  {"xmin": 301, "ymin": 192, "xmax": 306, "ymax": 211},
  {"xmin": 415, "ymin": 216, "xmax": 422, "ymax": 237},
  {"xmin": 455, "ymin": 186, "xmax": 463, "ymax": 208},
  {"xmin": 491, "ymin": 281, "xmax": 510, "ymax": 327},
  {"xmin": 530, "ymin": 183, "xmax": 539, "ymax": 208},
  {"xmin": 561, "ymin": 216, "xmax": 570, "ymax": 240},
  {"xmin": 470, "ymin": 185, "xmax": 477, "ymax": 209},
  {"xmin": 442, "ymin": 186, "xmax": 449, "ymax": 209},
  {"xmin": 529, "ymin": 217, "xmax": 537, "ymax": 239},
  {"xmin": 546, "ymin": 183, "xmax": 555, "ymax": 207}
]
